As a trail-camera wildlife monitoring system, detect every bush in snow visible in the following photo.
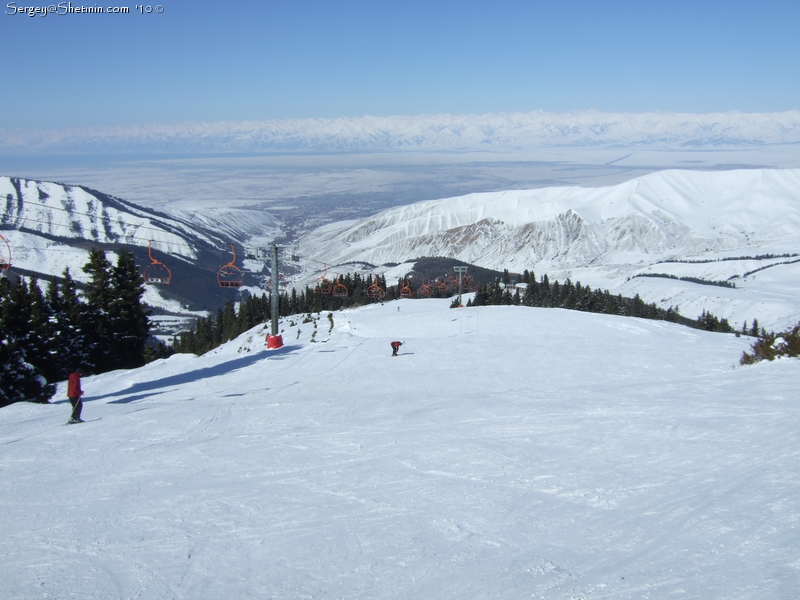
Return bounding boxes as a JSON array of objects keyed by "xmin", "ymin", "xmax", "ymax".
[{"xmin": 740, "ymin": 323, "xmax": 800, "ymax": 365}]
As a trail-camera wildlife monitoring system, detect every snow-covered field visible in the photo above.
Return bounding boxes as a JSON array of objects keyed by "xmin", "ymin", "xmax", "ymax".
[{"xmin": 2, "ymin": 299, "xmax": 799, "ymax": 599}]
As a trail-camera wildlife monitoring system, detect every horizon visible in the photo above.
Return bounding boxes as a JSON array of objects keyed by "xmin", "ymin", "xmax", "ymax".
[{"xmin": 4, "ymin": 1, "xmax": 799, "ymax": 208}]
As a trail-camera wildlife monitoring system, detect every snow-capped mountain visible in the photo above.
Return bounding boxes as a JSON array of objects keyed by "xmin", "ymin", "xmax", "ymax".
[
  {"xmin": 0, "ymin": 177, "xmax": 280, "ymax": 311},
  {"xmin": 4, "ymin": 110, "xmax": 800, "ymax": 154},
  {"xmin": 298, "ymin": 168, "xmax": 800, "ymax": 329},
  {"xmin": 300, "ymin": 169, "xmax": 800, "ymax": 270},
  {"xmin": 6, "ymin": 169, "xmax": 800, "ymax": 330},
  {"xmin": 1, "ymin": 177, "xmax": 205, "ymax": 259}
]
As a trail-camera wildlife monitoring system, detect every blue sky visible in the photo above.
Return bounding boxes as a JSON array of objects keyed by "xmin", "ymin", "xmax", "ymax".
[{"xmin": 2, "ymin": 0, "xmax": 798, "ymax": 129}]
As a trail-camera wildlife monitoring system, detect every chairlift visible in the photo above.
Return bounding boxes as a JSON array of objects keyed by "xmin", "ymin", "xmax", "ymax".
[
  {"xmin": 366, "ymin": 278, "xmax": 386, "ymax": 299},
  {"xmin": 332, "ymin": 278, "xmax": 349, "ymax": 298},
  {"xmin": 0, "ymin": 234, "xmax": 10, "ymax": 271},
  {"xmin": 399, "ymin": 279, "xmax": 413, "ymax": 299},
  {"xmin": 314, "ymin": 264, "xmax": 333, "ymax": 294},
  {"xmin": 217, "ymin": 243, "xmax": 244, "ymax": 288},
  {"xmin": 143, "ymin": 240, "xmax": 172, "ymax": 285},
  {"xmin": 419, "ymin": 279, "xmax": 433, "ymax": 297}
]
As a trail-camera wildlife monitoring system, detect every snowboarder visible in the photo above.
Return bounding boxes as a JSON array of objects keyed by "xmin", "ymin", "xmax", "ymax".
[
  {"xmin": 67, "ymin": 368, "xmax": 84, "ymax": 424},
  {"xmin": 391, "ymin": 341, "xmax": 403, "ymax": 356}
]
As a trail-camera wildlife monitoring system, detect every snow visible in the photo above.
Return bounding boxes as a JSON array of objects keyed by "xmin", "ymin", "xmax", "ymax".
[
  {"xmin": 2, "ymin": 299, "xmax": 799, "ymax": 599},
  {"xmin": 297, "ymin": 168, "xmax": 800, "ymax": 331}
]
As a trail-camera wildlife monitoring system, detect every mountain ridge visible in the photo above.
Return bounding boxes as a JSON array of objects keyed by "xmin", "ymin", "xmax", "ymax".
[
  {"xmin": 297, "ymin": 168, "xmax": 800, "ymax": 329},
  {"xmin": 3, "ymin": 110, "xmax": 800, "ymax": 154}
]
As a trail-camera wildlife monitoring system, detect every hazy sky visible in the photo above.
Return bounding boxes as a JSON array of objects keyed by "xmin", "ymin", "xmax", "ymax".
[{"xmin": 3, "ymin": 0, "xmax": 798, "ymax": 129}]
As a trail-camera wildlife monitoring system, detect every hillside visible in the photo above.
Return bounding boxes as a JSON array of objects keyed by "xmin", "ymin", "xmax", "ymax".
[
  {"xmin": 6, "ymin": 169, "xmax": 800, "ymax": 329},
  {"xmin": 298, "ymin": 168, "xmax": 800, "ymax": 330},
  {"xmin": 0, "ymin": 176, "xmax": 280, "ymax": 311},
  {"xmin": 2, "ymin": 300, "xmax": 798, "ymax": 599}
]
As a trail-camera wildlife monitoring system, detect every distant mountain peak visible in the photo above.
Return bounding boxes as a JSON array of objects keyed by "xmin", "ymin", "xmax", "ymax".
[
  {"xmin": 299, "ymin": 167, "xmax": 800, "ymax": 271},
  {"xmin": 3, "ymin": 110, "xmax": 800, "ymax": 154}
]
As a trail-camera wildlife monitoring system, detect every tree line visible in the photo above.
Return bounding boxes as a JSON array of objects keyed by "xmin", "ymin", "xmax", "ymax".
[
  {"xmin": 174, "ymin": 274, "xmax": 403, "ymax": 355},
  {"xmin": 0, "ymin": 249, "xmax": 154, "ymax": 407},
  {"xmin": 467, "ymin": 270, "xmax": 735, "ymax": 333}
]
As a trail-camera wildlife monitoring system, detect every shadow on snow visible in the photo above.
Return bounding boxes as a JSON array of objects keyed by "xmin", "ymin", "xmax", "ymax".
[{"xmin": 85, "ymin": 345, "xmax": 300, "ymax": 405}]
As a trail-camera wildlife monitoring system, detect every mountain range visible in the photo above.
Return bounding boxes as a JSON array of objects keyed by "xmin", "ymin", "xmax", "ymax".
[
  {"xmin": 3, "ymin": 110, "xmax": 800, "ymax": 154},
  {"xmin": 3, "ymin": 168, "xmax": 800, "ymax": 330},
  {"xmin": 298, "ymin": 168, "xmax": 800, "ymax": 330}
]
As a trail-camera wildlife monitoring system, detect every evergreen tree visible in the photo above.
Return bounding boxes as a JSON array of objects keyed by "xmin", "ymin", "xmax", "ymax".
[
  {"xmin": 108, "ymin": 250, "xmax": 150, "ymax": 369},
  {"xmin": 82, "ymin": 248, "xmax": 115, "ymax": 372},
  {"xmin": 52, "ymin": 268, "xmax": 93, "ymax": 374},
  {"xmin": 0, "ymin": 278, "xmax": 55, "ymax": 406}
]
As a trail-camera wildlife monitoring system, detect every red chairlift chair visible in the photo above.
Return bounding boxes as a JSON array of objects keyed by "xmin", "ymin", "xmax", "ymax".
[
  {"xmin": 143, "ymin": 240, "xmax": 172, "ymax": 285},
  {"xmin": 399, "ymin": 279, "xmax": 413, "ymax": 298},
  {"xmin": 314, "ymin": 264, "xmax": 333, "ymax": 294},
  {"xmin": 332, "ymin": 278, "xmax": 349, "ymax": 298},
  {"xmin": 366, "ymin": 279, "xmax": 386, "ymax": 299},
  {"xmin": 217, "ymin": 243, "xmax": 244, "ymax": 288}
]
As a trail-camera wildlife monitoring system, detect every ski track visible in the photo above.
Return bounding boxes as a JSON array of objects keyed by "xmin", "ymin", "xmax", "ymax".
[{"xmin": 1, "ymin": 300, "xmax": 799, "ymax": 599}]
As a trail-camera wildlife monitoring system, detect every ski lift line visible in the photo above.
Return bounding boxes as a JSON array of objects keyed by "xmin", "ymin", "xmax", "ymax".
[{"xmin": 301, "ymin": 256, "xmax": 362, "ymax": 273}]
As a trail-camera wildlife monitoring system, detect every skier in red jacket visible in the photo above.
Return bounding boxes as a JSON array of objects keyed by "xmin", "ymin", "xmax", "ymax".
[
  {"xmin": 390, "ymin": 341, "xmax": 403, "ymax": 357},
  {"xmin": 67, "ymin": 368, "xmax": 84, "ymax": 424}
]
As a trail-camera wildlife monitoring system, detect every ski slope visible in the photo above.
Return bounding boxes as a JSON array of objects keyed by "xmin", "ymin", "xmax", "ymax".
[{"xmin": 2, "ymin": 300, "xmax": 799, "ymax": 599}]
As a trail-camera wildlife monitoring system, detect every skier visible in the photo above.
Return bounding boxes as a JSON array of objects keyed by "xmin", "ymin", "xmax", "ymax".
[
  {"xmin": 67, "ymin": 368, "xmax": 84, "ymax": 424},
  {"xmin": 390, "ymin": 341, "xmax": 403, "ymax": 357}
]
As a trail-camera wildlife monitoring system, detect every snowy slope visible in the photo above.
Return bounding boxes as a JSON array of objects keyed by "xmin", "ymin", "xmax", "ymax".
[
  {"xmin": 2, "ymin": 300, "xmax": 799, "ymax": 600},
  {"xmin": 298, "ymin": 168, "xmax": 800, "ymax": 329},
  {"xmin": 0, "ymin": 177, "xmax": 282, "ymax": 311},
  {"xmin": 0, "ymin": 176, "xmax": 280, "ymax": 271},
  {"xmin": 0, "ymin": 177, "xmax": 204, "ymax": 259}
]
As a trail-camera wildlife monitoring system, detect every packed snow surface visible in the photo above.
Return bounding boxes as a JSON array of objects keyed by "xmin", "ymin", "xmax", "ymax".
[{"xmin": 2, "ymin": 300, "xmax": 799, "ymax": 599}]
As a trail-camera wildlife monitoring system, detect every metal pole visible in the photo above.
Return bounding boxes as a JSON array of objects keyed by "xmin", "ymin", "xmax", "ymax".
[
  {"xmin": 453, "ymin": 266, "xmax": 468, "ymax": 307},
  {"xmin": 271, "ymin": 244, "xmax": 280, "ymax": 336}
]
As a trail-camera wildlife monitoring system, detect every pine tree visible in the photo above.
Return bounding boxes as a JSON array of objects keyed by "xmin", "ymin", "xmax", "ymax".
[
  {"xmin": 53, "ymin": 268, "xmax": 93, "ymax": 374},
  {"xmin": 82, "ymin": 248, "xmax": 115, "ymax": 372},
  {"xmin": 26, "ymin": 278, "xmax": 60, "ymax": 383},
  {"xmin": 108, "ymin": 250, "xmax": 150, "ymax": 369},
  {"xmin": 0, "ymin": 278, "xmax": 55, "ymax": 406}
]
